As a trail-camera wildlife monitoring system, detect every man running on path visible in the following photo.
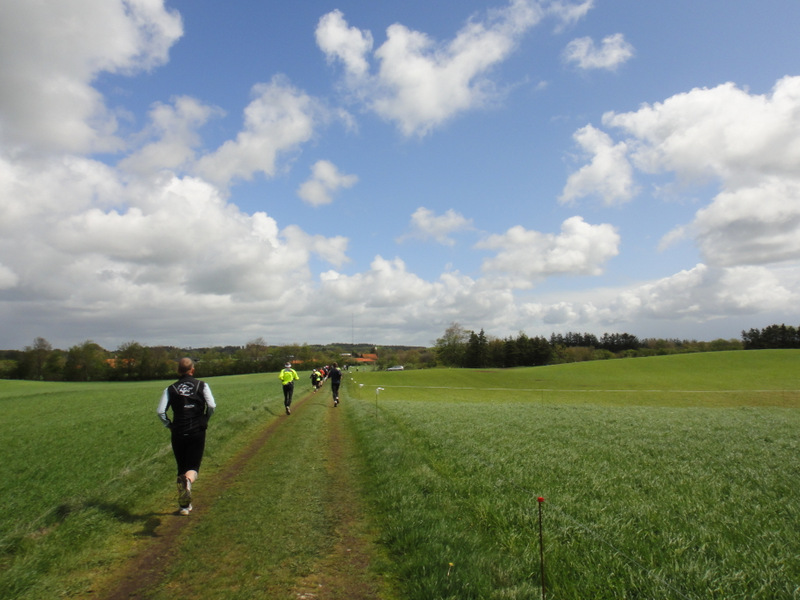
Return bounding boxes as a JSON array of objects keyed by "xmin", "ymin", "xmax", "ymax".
[
  {"xmin": 328, "ymin": 362, "xmax": 342, "ymax": 407},
  {"xmin": 279, "ymin": 362, "xmax": 300, "ymax": 414},
  {"xmin": 157, "ymin": 357, "xmax": 216, "ymax": 515}
]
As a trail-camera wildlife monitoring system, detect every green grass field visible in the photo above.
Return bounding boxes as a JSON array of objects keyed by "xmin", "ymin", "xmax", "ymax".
[
  {"xmin": 0, "ymin": 373, "xmax": 306, "ymax": 598},
  {"xmin": 1, "ymin": 351, "xmax": 799, "ymax": 599},
  {"xmin": 346, "ymin": 351, "xmax": 800, "ymax": 598}
]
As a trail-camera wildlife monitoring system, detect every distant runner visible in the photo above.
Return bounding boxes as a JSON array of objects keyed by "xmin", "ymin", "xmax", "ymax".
[
  {"xmin": 328, "ymin": 362, "xmax": 342, "ymax": 407},
  {"xmin": 311, "ymin": 368, "xmax": 323, "ymax": 392},
  {"xmin": 279, "ymin": 362, "xmax": 300, "ymax": 414}
]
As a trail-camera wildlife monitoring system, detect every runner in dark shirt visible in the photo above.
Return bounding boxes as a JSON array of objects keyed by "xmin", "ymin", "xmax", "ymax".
[
  {"xmin": 328, "ymin": 362, "xmax": 342, "ymax": 407},
  {"xmin": 157, "ymin": 357, "xmax": 216, "ymax": 515}
]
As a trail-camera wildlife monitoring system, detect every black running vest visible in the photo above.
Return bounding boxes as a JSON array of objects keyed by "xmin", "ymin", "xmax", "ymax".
[{"xmin": 167, "ymin": 375, "xmax": 209, "ymax": 435}]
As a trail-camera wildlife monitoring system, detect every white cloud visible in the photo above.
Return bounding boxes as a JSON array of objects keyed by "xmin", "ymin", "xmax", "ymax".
[
  {"xmin": 563, "ymin": 33, "xmax": 634, "ymax": 71},
  {"xmin": 1, "ymin": 1, "xmax": 796, "ymax": 350},
  {"xmin": 609, "ymin": 264, "xmax": 794, "ymax": 321},
  {"xmin": 399, "ymin": 207, "xmax": 474, "ymax": 246},
  {"xmin": 316, "ymin": 9, "xmax": 374, "ymax": 80},
  {"xmin": 282, "ymin": 225, "xmax": 350, "ymax": 268},
  {"xmin": 316, "ymin": 0, "xmax": 546, "ymax": 136},
  {"xmin": 522, "ymin": 262, "xmax": 796, "ymax": 331},
  {"xmin": 691, "ymin": 177, "xmax": 800, "ymax": 266},
  {"xmin": 559, "ymin": 125, "xmax": 637, "ymax": 205},
  {"xmin": 317, "ymin": 256, "xmax": 518, "ymax": 336},
  {"xmin": 546, "ymin": 0, "xmax": 594, "ymax": 32},
  {"xmin": 193, "ymin": 76, "xmax": 321, "ymax": 187},
  {"xmin": 119, "ymin": 96, "xmax": 223, "ymax": 177},
  {"xmin": 297, "ymin": 160, "xmax": 358, "ymax": 207},
  {"xmin": 476, "ymin": 216, "xmax": 620, "ymax": 286},
  {"xmin": 566, "ymin": 76, "xmax": 800, "ymax": 268},
  {"xmin": 603, "ymin": 76, "xmax": 800, "ymax": 186},
  {"xmin": 0, "ymin": 154, "xmax": 352, "ymax": 345},
  {"xmin": 0, "ymin": 0, "xmax": 182, "ymax": 154}
]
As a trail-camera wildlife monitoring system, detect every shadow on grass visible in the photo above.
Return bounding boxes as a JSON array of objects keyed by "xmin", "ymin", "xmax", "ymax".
[{"xmin": 46, "ymin": 500, "xmax": 172, "ymax": 539}]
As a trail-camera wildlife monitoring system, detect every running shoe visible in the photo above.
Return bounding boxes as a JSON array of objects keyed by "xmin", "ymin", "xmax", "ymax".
[
  {"xmin": 178, "ymin": 504, "xmax": 193, "ymax": 516},
  {"xmin": 177, "ymin": 474, "xmax": 192, "ymax": 508}
]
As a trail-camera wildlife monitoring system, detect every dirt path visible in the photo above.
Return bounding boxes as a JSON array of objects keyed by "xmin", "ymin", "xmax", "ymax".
[
  {"xmin": 288, "ymin": 397, "xmax": 393, "ymax": 600},
  {"xmin": 97, "ymin": 390, "xmax": 393, "ymax": 599}
]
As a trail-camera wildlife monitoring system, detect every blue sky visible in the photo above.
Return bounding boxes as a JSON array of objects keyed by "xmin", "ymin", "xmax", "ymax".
[{"xmin": 2, "ymin": 0, "xmax": 800, "ymax": 350}]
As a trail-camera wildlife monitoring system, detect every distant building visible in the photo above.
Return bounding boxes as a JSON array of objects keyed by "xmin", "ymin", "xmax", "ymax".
[{"xmin": 353, "ymin": 353, "xmax": 378, "ymax": 365}]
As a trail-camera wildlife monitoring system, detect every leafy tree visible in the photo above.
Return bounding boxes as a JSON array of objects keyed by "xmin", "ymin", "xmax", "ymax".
[
  {"xmin": 239, "ymin": 337, "xmax": 271, "ymax": 372},
  {"xmin": 464, "ymin": 329, "xmax": 488, "ymax": 368},
  {"xmin": 114, "ymin": 341, "xmax": 143, "ymax": 380},
  {"xmin": 599, "ymin": 332, "xmax": 640, "ymax": 353},
  {"xmin": 516, "ymin": 333, "xmax": 552, "ymax": 366},
  {"xmin": 43, "ymin": 350, "xmax": 67, "ymax": 380},
  {"xmin": 20, "ymin": 337, "xmax": 53, "ymax": 380},
  {"xmin": 297, "ymin": 343, "xmax": 314, "ymax": 366},
  {"xmin": 742, "ymin": 324, "xmax": 800, "ymax": 349},
  {"xmin": 242, "ymin": 337, "xmax": 269, "ymax": 361},
  {"xmin": 64, "ymin": 341, "xmax": 108, "ymax": 381},
  {"xmin": 503, "ymin": 336, "xmax": 522, "ymax": 367},
  {"xmin": 139, "ymin": 346, "xmax": 173, "ymax": 380},
  {"xmin": 550, "ymin": 331, "xmax": 599, "ymax": 348},
  {"xmin": 435, "ymin": 322, "xmax": 469, "ymax": 367},
  {"xmin": 486, "ymin": 338, "xmax": 506, "ymax": 367}
]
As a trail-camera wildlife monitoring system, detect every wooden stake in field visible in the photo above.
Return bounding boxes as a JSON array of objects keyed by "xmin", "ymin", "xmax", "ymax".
[{"xmin": 538, "ymin": 496, "xmax": 546, "ymax": 600}]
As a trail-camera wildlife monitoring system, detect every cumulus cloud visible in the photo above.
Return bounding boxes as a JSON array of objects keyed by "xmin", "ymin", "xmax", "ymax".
[
  {"xmin": 559, "ymin": 125, "xmax": 637, "ymax": 204},
  {"xmin": 603, "ymin": 77, "xmax": 800, "ymax": 185},
  {"xmin": 316, "ymin": 9, "xmax": 374, "ymax": 81},
  {"xmin": 316, "ymin": 0, "xmax": 558, "ymax": 136},
  {"xmin": 0, "ymin": 2, "xmax": 348, "ymax": 348},
  {"xmin": 0, "ymin": 149, "xmax": 357, "ymax": 349},
  {"xmin": 317, "ymin": 256, "xmax": 518, "ymax": 336},
  {"xmin": 522, "ymin": 262, "xmax": 795, "ymax": 330},
  {"xmin": 119, "ymin": 96, "xmax": 223, "ymax": 177},
  {"xmin": 282, "ymin": 225, "xmax": 350, "ymax": 268},
  {"xmin": 194, "ymin": 76, "xmax": 322, "ymax": 187},
  {"xmin": 2, "ymin": 0, "xmax": 797, "ymax": 350},
  {"xmin": 563, "ymin": 33, "xmax": 634, "ymax": 70},
  {"xmin": 608, "ymin": 264, "xmax": 794, "ymax": 321},
  {"xmin": 0, "ymin": 0, "xmax": 182, "ymax": 155},
  {"xmin": 398, "ymin": 207, "xmax": 474, "ymax": 246},
  {"xmin": 297, "ymin": 160, "xmax": 359, "ymax": 206},
  {"xmin": 0, "ymin": 162, "xmax": 341, "ymax": 300},
  {"xmin": 476, "ymin": 216, "xmax": 620, "ymax": 286},
  {"xmin": 564, "ymin": 76, "xmax": 800, "ymax": 270},
  {"xmin": 688, "ymin": 177, "xmax": 800, "ymax": 266}
]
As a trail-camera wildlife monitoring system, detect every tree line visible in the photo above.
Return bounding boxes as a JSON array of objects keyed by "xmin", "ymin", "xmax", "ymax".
[
  {"xmin": 1, "ymin": 323, "xmax": 793, "ymax": 381},
  {"xmin": 432, "ymin": 322, "xmax": 752, "ymax": 368},
  {"xmin": 0, "ymin": 338, "xmax": 402, "ymax": 382},
  {"xmin": 741, "ymin": 324, "xmax": 800, "ymax": 349}
]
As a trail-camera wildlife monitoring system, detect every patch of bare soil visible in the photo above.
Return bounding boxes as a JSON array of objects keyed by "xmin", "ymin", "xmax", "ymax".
[{"xmin": 95, "ymin": 392, "xmax": 393, "ymax": 599}]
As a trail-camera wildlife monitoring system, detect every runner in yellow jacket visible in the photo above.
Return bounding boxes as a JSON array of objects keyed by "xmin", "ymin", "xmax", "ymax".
[{"xmin": 279, "ymin": 362, "xmax": 299, "ymax": 415}]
